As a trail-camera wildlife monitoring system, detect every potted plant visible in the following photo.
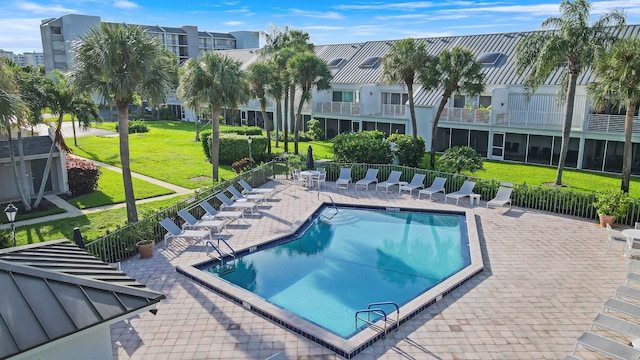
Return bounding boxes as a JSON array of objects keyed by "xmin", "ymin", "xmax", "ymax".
[
  {"xmin": 136, "ymin": 239, "xmax": 155, "ymax": 259},
  {"xmin": 593, "ymin": 189, "xmax": 631, "ymax": 227}
]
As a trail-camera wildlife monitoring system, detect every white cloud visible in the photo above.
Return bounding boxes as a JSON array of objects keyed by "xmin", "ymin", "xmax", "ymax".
[
  {"xmin": 305, "ymin": 25, "xmax": 346, "ymax": 31},
  {"xmin": 16, "ymin": 1, "xmax": 76, "ymax": 14},
  {"xmin": 334, "ymin": 2, "xmax": 435, "ymax": 11},
  {"xmin": 224, "ymin": 21, "xmax": 244, "ymax": 26},
  {"xmin": 0, "ymin": 17, "xmax": 44, "ymax": 52},
  {"xmin": 287, "ymin": 9, "xmax": 344, "ymax": 20},
  {"xmin": 114, "ymin": 0, "xmax": 139, "ymax": 9}
]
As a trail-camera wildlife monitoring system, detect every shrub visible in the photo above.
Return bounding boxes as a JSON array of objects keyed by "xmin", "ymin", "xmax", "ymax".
[
  {"xmin": 593, "ymin": 189, "xmax": 631, "ymax": 218},
  {"xmin": 66, "ymin": 155, "xmax": 101, "ymax": 195},
  {"xmin": 200, "ymin": 131, "xmax": 268, "ymax": 165},
  {"xmin": 232, "ymin": 158, "xmax": 254, "ymax": 173},
  {"xmin": 332, "ymin": 131, "xmax": 393, "ymax": 164},
  {"xmin": 115, "ymin": 118, "xmax": 149, "ymax": 133},
  {"xmin": 220, "ymin": 126, "xmax": 263, "ymax": 136},
  {"xmin": 0, "ymin": 229, "xmax": 10, "ymax": 249},
  {"xmin": 387, "ymin": 133, "xmax": 425, "ymax": 167},
  {"xmin": 275, "ymin": 131, "xmax": 312, "ymax": 142},
  {"xmin": 437, "ymin": 146, "xmax": 484, "ymax": 174},
  {"xmin": 306, "ymin": 118, "xmax": 323, "ymax": 140}
]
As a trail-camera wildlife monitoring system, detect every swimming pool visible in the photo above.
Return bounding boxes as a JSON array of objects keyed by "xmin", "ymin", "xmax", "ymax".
[{"xmin": 178, "ymin": 203, "xmax": 483, "ymax": 358}]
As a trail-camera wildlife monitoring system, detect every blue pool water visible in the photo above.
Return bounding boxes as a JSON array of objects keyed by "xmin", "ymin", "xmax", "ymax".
[{"xmin": 201, "ymin": 206, "xmax": 470, "ymax": 338}]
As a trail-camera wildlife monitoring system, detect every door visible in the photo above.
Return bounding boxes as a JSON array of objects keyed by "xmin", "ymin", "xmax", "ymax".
[
  {"xmin": 491, "ymin": 132, "xmax": 505, "ymax": 160},
  {"xmin": 31, "ymin": 158, "xmax": 53, "ymax": 193}
]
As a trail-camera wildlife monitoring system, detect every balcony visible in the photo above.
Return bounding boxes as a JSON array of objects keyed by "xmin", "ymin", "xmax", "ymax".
[
  {"xmin": 495, "ymin": 110, "xmax": 567, "ymax": 130},
  {"xmin": 314, "ymin": 101, "xmax": 360, "ymax": 115},
  {"xmin": 441, "ymin": 107, "xmax": 490, "ymax": 125},
  {"xmin": 362, "ymin": 104, "xmax": 406, "ymax": 118},
  {"xmin": 246, "ymin": 99, "xmax": 275, "ymax": 110},
  {"xmin": 587, "ymin": 114, "xmax": 640, "ymax": 134}
]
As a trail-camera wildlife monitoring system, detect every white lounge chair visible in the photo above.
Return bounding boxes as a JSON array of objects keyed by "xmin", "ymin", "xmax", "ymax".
[
  {"xmin": 335, "ymin": 168, "xmax": 352, "ymax": 189},
  {"xmin": 216, "ymin": 193, "xmax": 258, "ymax": 214},
  {"xmin": 591, "ymin": 313, "xmax": 640, "ymax": 342},
  {"xmin": 445, "ymin": 181, "xmax": 476, "ymax": 205},
  {"xmin": 356, "ymin": 169, "xmax": 379, "ymax": 190},
  {"xmin": 418, "ymin": 177, "xmax": 447, "ymax": 200},
  {"xmin": 227, "ymin": 186, "xmax": 265, "ymax": 205},
  {"xmin": 486, "ymin": 186, "xmax": 513, "ymax": 209},
  {"xmin": 606, "ymin": 223, "xmax": 626, "ymax": 253},
  {"xmin": 399, "ymin": 173, "xmax": 426, "ymax": 195},
  {"xmin": 199, "ymin": 201, "xmax": 244, "ymax": 224},
  {"xmin": 177, "ymin": 209, "xmax": 227, "ymax": 234},
  {"xmin": 159, "ymin": 218, "xmax": 213, "ymax": 248},
  {"xmin": 602, "ymin": 298, "xmax": 640, "ymax": 319},
  {"xmin": 572, "ymin": 331, "xmax": 640, "ymax": 359},
  {"xmin": 238, "ymin": 179, "xmax": 275, "ymax": 198},
  {"xmin": 376, "ymin": 171, "xmax": 403, "ymax": 193}
]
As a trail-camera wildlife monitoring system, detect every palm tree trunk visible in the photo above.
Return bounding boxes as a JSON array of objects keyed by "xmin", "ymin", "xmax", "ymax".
[
  {"xmin": 283, "ymin": 88, "xmax": 289, "ymax": 153},
  {"xmin": 211, "ymin": 107, "xmax": 221, "ymax": 182},
  {"xmin": 261, "ymin": 105, "xmax": 271, "ymax": 154},
  {"xmin": 295, "ymin": 98, "xmax": 305, "ymax": 155},
  {"xmin": 289, "ymin": 85, "xmax": 296, "ymax": 155},
  {"xmin": 554, "ymin": 72, "xmax": 578, "ymax": 186},
  {"xmin": 430, "ymin": 92, "xmax": 451, "ymax": 169},
  {"xmin": 17, "ymin": 131, "xmax": 32, "ymax": 207},
  {"xmin": 117, "ymin": 102, "xmax": 138, "ymax": 223},
  {"xmin": 7, "ymin": 128, "xmax": 31, "ymax": 210},
  {"xmin": 71, "ymin": 115, "xmax": 78, "ymax": 147},
  {"xmin": 275, "ymin": 98, "xmax": 281, "ymax": 149},
  {"xmin": 32, "ymin": 142, "xmax": 55, "ymax": 208},
  {"xmin": 622, "ymin": 103, "xmax": 636, "ymax": 193},
  {"xmin": 407, "ymin": 83, "xmax": 418, "ymax": 142},
  {"xmin": 195, "ymin": 116, "xmax": 200, "ymax": 142}
]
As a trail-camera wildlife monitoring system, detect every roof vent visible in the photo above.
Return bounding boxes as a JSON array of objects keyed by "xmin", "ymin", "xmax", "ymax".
[
  {"xmin": 327, "ymin": 58, "xmax": 344, "ymax": 67},
  {"xmin": 477, "ymin": 52, "xmax": 502, "ymax": 65},
  {"xmin": 359, "ymin": 56, "xmax": 381, "ymax": 68}
]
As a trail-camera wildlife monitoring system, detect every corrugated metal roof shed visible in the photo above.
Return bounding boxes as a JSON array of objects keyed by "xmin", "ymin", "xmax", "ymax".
[{"xmin": 0, "ymin": 240, "xmax": 164, "ymax": 359}]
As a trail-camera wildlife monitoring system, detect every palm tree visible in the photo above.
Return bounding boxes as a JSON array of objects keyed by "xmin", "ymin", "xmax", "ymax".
[
  {"xmin": 178, "ymin": 52, "xmax": 249, "ymax": 182},
  {"xmin": 515, "ymin": 0, "xmax": 625, "ymax": 186},
  {"xmin": 589, "ymin": 38, "xmax": 640, "ymax": 193},
  {"xmin": 288, "ymin": 51, "xmax": 332, "ymax": 154},
  {"xmin": 425, "ymin": 46, "xmax": 485, "ymax": 169},
  {"xmin": 16, "ymin": 65, "xmax": 47, "ymax": 135},
  {"xmin": 69, "ymin": 23, "xmax": 176, "ymax": 223},
  {"xmin": 247, "ymin": 61, "xmax": 275, "ymax": 154},
  {"xmin": 382, "ymin": 38, "xmax": 434, "ymax": 143}
]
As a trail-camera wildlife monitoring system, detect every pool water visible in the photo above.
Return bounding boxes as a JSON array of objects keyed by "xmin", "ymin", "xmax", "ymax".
[{"xmin": 201, "ymin": 206, "xmax": 470, "ymax": 338}]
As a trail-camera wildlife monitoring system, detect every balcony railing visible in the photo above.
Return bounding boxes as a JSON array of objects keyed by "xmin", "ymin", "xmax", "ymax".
[
  {"xmin": 441, "ymin": 107, "xmax": 490, "ymax": 125},
  {"xmin": 493, "ymin": 110, "xmax": 566, "ymax": 129},
  {"xmin": 587, "ymin": 114, "xmax": 640, "ymax": 134},
  {"xmin": 314, "ymin": 101, "xmax": 360, "ymax": 115},
  {"xmin": 362, "ymin": 104, "xmax": 407, "ymax": 118}
]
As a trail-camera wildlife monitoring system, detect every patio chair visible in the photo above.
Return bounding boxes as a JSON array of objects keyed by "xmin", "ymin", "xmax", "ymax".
[
  {"xmin": 605, "ymin": 223, "xmax": 626, "ymax": 253},
  {"xmin": 591, "ymin": 313, "xmax": 640, "ymax": 340},
  {"xmin": 418, "ymin": 177, "xmax": 447, "ymax": 200},
  {"xmin": 227, "ymin": 186, "xmax": 265, "ymax": 205},
  {"xmin": 445, "ymin": 181, "xmax": 476, "ymax": 205},
  {"xmin": 311, "ymin": 171, "xmax": 326, "ymax": 189},
  {"xmin": 615, "ymin": 285, "xmax": 640, "ymax": 302},
  {"xmin": 199, "ymin": 201, "xmax": 245, "ymax": 224},
  {"xmin": 238, "ymin": 179, "xmax": 275, "ymax": 198},
  {"xmin": 486, "ymin": 186, "xmax": 513, "ymax": 210},
  {"xmin": 177, "ymin": 209, "xmax": 227, "ymax": 234},
  {"xmin": 572, "ymin": 331, "xmax": 640, "ymax": 359},
  {"xmin": 399, "ymin": 173, "xmax": 426, "ymax": 195},
  {"xmin": 215, "ymin": 192, "xmax": 258, "ymax": 214},
  {"xmin": 159, "ymin": 218, "xmax": 213, "ymax": 248},
  {"xmin": 335, "ymin": 168, "xmax": 352, "ymax": 189},
  {"xmin": 602, "ymin": 298, "xmax": 640, "ymax": 319},
  {"xmin": 376, "ymin": 170, "xmax": 403, "ymax": 193},
  {"xmin": 355, "ymin": 169, "xmax": 379, "ymax": 190},
  {"xmin": 625, "ymin": 232, "xmax": 640, "ymax": 259},
  {"xmin": 292, "ymin": 168, "xmax": 307, "ymax": 187}
]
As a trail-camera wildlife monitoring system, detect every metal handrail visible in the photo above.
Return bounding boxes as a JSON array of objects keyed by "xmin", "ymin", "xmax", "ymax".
[
  {"xmin": 368, "ymin": 301, "xmax": 399, "ymax": 327},
  {"xmin": 355, "ymin": 308, "xmax": 388, "ymax": 334}
]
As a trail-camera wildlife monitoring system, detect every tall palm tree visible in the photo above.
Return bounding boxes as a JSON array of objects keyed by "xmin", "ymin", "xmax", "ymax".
[
  {"xmin": 382, "ymin": 38, "xmax": 434, "ymax": 143},
  {"xmin": 178, "ymin": 52, "xmax": 249, "ymax": 182},
  {"xmin": 425, "ymin": 46, "xmax": 485, "ymax": 169},
  {"xmin": 16, "ymin": 65, "xmax": 47, "ymax": 135},
  {"xmin": 69, "ymin": 23, "xmax": 176, "ymax": 223},
  {"xmin": 589, "ymin": 37, "xmax": 640, "ymax": 193},
  {"xmin": 515, "ymin": 0, "xmax": 625, "ymax": 186},
  {"xmin": 247, "ymin": 61, "xmax": 275, "ymax": 154},
  {"xmin": 288, "ymin": 51, "xmax": 332, "ymax": 154},
  {"xmin": 266, "ymin": 59, "xmax": 285, "ymax": 149}
]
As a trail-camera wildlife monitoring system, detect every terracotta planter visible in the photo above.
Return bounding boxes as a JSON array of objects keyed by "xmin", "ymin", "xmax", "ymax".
[
  {"xmin": 598, "ymin": 214, "xmax": 616, "ymax": 228},
  {"xmin": 136, "ymin": 240, "xmax": 155, "ymax": 259}
]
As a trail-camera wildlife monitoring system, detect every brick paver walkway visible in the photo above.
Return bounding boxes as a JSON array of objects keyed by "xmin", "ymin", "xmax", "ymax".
[{"xmin": 112, "ymin": 180, "xmax": 629, "ymax": 359}]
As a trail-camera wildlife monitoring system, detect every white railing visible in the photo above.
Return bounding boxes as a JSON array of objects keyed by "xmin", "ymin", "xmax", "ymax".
[
  {"xmin": 587, "ymin": 114, "xmax": 640, "ymax": 134},
  {"xmin": 441, "ymin": 107, "xmax": 490, "ymax": 124},
  {"xmin": 314, "ymin": 101, "xmax": 360, "ymax": 115},
  {"xmin": 246, "ymin": 99, "xmax": 275, "ymax": 110},
  {"xmin": 493, "ymin": 110, "xmax": 566, "ymax": 129}
]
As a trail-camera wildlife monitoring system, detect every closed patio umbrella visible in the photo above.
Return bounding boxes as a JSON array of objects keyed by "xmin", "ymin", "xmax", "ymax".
[{"xmin": 306, "ymin": 145, "xmax": 315, "ymax": 170}]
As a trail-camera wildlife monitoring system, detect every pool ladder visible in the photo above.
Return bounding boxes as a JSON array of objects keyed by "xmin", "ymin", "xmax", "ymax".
[
  {"xmin": 355, "ymin": 301, "xmax": 399, "ymax": 337},
  {"xmin": 206, "ymin": 237, "xmax": 236, "ymax": 275},
  {"xmin": 317, "ymin": 192, "xmax": 339, "ymax": 220}
]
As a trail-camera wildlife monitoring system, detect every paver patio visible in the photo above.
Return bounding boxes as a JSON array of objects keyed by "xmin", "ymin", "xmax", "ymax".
[{"xmin": 111, "ymin": 179, "xmax": 629, "ymax": 359}]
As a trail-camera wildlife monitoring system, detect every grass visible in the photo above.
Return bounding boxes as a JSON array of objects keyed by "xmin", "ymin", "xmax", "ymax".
[
  {"xmin": 61, "ymin": 166, "xmax": 175, "ymax": 209},
  {"xmin": 0, "ymin": 198, "xmax": 66, "ymax": 223}
]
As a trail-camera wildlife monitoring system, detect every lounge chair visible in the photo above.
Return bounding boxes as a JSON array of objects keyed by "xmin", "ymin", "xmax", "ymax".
[
  {"xmin": 376, "ymin": 170, "xmax": 403, "ymax": 193},
  {"xmin": 602, "ymin": 298, "xmax": 640, "ymax": 319},
  {"xmin": 199, "ymin": 201, "xmax": 245, "ymax": 224},
  {"xmin": 615, "ymin": 285, "xmax": 640, "ymax": 302},
  {"xmin": 159, "ymin": 218, "xmax": 213, "ymax": 247},
  {"xmin": 356, "ymin": 169, "xmax": 379, "ymax": 190},
  {"xmin": 572, "ymin": 331, "xmax": 640, "ymax": 359},
  {"xmin": 399, "ymin": 173, "xmax": 426, "ymax": 195},
  {"xmin": 445, "ymin": 180, "xmax": 476, "ymax": 205},
  {"xmin": 227, "ymin": 186, "xmax": 265, "ymax": 205},
  {"xmin": 215, "ymin": 193, "xmax": 258, "ymax": 214},
  {"xmin": 486, "ymin": 186, "xmax": 513, "ymax": 209},
  {"xmin": 606, "ymin": 223, "xmax": 626, "ymax": 253},
  {"xmin": 418, "ymin": 177, "xmax": 447, "ymax": 200},
  {"xmin": 335, "ymin": 168, "xmax": 352, "ymax": 189},
  {"xmin": 238, "ymin": 179, "xmax": 275, "ymax": 198},
  {"xmin": 177, "ymin": 209, "xmax": 227, "ymax": 234}
]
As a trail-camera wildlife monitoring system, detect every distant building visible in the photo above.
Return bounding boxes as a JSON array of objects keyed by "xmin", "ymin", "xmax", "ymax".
[{"xmin": 0, "ymin": 49, "xmax": 44, "ymax": 67}]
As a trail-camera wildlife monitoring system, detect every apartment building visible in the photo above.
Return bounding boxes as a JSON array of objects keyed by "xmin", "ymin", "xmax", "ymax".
[
  {"xmin": 224, "ymin": 25, "xmax": 640, "ymax": 175},
  {"xmin": 0, "ymin": 49, "xmax": 44, "ymax": 67}
]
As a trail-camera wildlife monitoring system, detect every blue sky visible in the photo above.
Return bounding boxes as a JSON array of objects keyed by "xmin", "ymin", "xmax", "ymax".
[{"xmin": 3, "ymin": 0, "xmax": 640, "ymax": 54}]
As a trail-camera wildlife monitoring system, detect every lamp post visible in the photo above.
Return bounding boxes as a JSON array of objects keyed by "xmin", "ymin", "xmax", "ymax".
[
  {"xmin": 4, "ymin": 203, "xmax": 17, "ymax": 248},
  {"xmin": 247, "ymin": 136, "xmax": 253, "ymax": 164}
]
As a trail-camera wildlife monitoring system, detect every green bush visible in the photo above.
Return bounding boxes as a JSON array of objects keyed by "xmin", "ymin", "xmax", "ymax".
[
  {"xmin": 201, "ymin": 131, "xmax": 268, "ymax": 165},
  {"xmin": 66, "ymin": 155, "xmax": 101, "ymax": 195},
  {"xmin": 232, "ymin": 158, "xmax": 254, "ymax": 173},
  {"xmin": 115, "ymin": 118, "xmax": 149, "ymax": 133},
  {"xmin": 275, "ymin": 131, "xmax": 312, "ymax": 142},
  {"xmin": 437, "ymin": 146, "xmax": 484, "ymax": 174},
  {"xmin": 387, "ymin": 133, "xmax": 425, "ymax": 167},
  {"xmin": 593, "ymin": 189, "xmax": 631, "ymax": 218},
  {"xmin": 307, "ymin": 118, "xmax": 323, "ymax": 140},
  {"xmin": 220, "ymin": 126, "xmax": 263, "ymax": 136},
  {"xmin": 332, "ymin": 131, "xmax": 393, "ymax": 164}
]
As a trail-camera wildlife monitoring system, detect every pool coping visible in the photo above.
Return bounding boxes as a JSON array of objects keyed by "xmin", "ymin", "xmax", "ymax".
[{"xmin": 177, "ymin": 203, "xmax": 484, "ymax": 359}]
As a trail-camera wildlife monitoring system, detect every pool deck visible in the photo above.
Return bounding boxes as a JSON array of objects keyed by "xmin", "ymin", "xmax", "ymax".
[{"xmin": 112, "ymin": 179, "xmax": 629, "ymax": 359}]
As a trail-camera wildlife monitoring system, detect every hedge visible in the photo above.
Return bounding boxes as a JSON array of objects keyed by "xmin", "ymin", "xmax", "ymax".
[{"xmin": 201, "ymin": 131, "xmax": 268, "ymax": 165}]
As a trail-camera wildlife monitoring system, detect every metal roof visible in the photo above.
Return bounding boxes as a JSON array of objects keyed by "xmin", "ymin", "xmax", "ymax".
[
  {"xmin": 0, "ymin": 240, "xmax": 164, "ymax": 359},
  {"xmin": 198, "ymin": 31, "xmax": 235, "ymax": 39},
  {"xmin": 216, "ymin": 48, "xmax": 262, "ymax": 70},
  {"xmin": 0, "ymin": 136, "xmax": 57, "ymax": 160}
]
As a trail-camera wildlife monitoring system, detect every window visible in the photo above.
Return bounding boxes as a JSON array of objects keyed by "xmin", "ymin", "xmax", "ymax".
[
  {"xmin": 453, "ymin": 95, "xmax": 466, "ymax": 108},
  {"xmin": 327, "ymin": 58, "xmax": 344, "ymax": 67},
  {"xmin": 477, "ymin": 52, "xmax": 501, "ymax": 65},
  {"xmin": 333, "ymin": 91, "xmax": 355, "ymax": 103},
  {"xmin": 382, "ymin": 92, "xmax": 408, "ymax": 105},
  {"xmin": 359, "ymin": 56, "xmax": 380, "ymax": 68},
  {"xmin": 51, "ymin": 26, "xmax": 62, "ymax": 35}
]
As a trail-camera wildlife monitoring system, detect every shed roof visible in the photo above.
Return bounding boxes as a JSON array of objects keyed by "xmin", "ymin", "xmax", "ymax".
[
  {"xmin": 0, "ymin": 136, "xmax": 58, "ymax": 160},
  {"xmin": 0, "ymin": 240, "xmax": 164, "ymax": 359}
]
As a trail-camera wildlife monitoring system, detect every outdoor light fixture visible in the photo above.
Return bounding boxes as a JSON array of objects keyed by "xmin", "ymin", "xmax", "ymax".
[
  {"xmin": 4, "ymin": 203, "xmax": 17, "ymax": 248},
  {"xmin": 247, "ymin": 136, "xmax": 253, "ymax": 163}
]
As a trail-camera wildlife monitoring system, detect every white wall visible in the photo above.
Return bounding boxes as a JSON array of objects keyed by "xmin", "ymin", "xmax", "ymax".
[{"xmin": 13, "ymin": 325, "xmax": 112, "ymax": 360}]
